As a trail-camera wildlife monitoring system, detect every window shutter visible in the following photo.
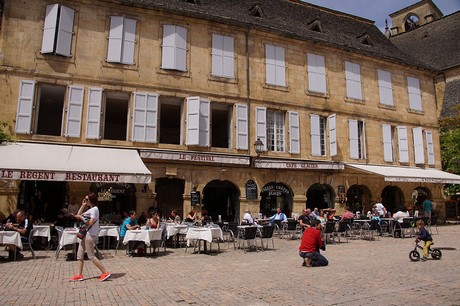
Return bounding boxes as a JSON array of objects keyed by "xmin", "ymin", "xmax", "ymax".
[
  {"xmin": 426, "ymin": 131, "xmax": 435, "ymax": 165},
  {"xmin": 265, "ymin": 45, "xmax": 276, "ymax": 85},
  {"xmin": 275, "ymin": 46, "xmax": 286, "ymax": 86},
  {"xmin": 310, "ymin": 114, "xmax": 321, "ymax": 156},
  {"xmin": 256, "ymin": 107, "xmax": 267, "ymax": 151},
  {"xmin": 328, "ymin": 114, "xmax": 337, "ymax": 157},
  {"xmin": 15, "ymin": 80, "xmax": 36, "ymax": 134},
  {"xmin": 308, "ymin": 53, "xmax": 326, "ymax": 93},
  {"xmin": 289, "ymin": 111, "xmax": 300, "ymax": 154},
  {"xmin": 345, "ymin": 61, "xmax": 362, "ymax": 100},
  {"xmin": 413, "ymin": 127, "xmax": 425, "ymax": 164},
  {"xmin": 236, "ymin": 104, "xmax": 248, "ymax": 150},
  {"xmin": 382, "ymin": 124, "xmax": 393, "ymax": 162},
  {"xmin": 65, "ymin": 85, "xmax": 84, "ymax": 137},
  {"xmin": 378, "ymin": 69, "xmax": 393, "ymax": 106},
  {"xmin": 86, "ymin": 88, "xmax": 102, "ymax": 139},
  {"xmin": 175, "ymin": 26, "xmax": 187, "ymax": 71},
  {"xmin": 41, "ymin": 4, "xmax": 59, "ymax": 53},
  {"xmin": 211, "ymin": 34, "xmax": 223, "ymax": 77},
  {"xmin": 121, "ymin": 18, "xmax": 136, "ymax": 64},
  {"xmin": 222, "ymin": 35, "xmax": 234, "ymax": 78},
  {"xmin": 397, "ymin": 126, "xmax": 409, "ymax": 163},
  {"xmin": 199, "ymin": 99, "xmax": 210, "ymax": 147},
  {"xmin": 55, "ymin": 6, "xmax": 75, "ymax": 57},
  {"xmin": 186, "ymin": 96, "xmax": 200, "ymax": 145},
  {"xmin": 408, "ymin": 77, "xmax": 422, "ymax": 111},
  {"xmin": 132, "ymin": 92, "xmax": 158, "ymax": 143},
  {"xmin": 107, "ymin": 16, "xmax": 124, "ymax": 63},
  {"xmin": 349, "ymin": 119, "xmax": 359, "ymax": 159}
]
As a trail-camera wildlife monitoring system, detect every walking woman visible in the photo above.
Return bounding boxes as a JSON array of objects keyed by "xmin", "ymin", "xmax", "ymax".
[{"xmin": 70, "ymin": 193, "xmax": 111, "ymax": 282}]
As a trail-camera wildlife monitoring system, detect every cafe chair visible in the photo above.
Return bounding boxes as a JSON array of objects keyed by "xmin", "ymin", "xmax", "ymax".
[
  {"xmin": 24, "ymin": 228, "xmax": 38, "ymax": 259},
  {"xmin": 282, "ymin": 220, "xmax": 301, "ymax": 240},
  {"xmin": 257, "ymin": 224, "xmax": 275, "ymax": 251},
  {"xmin": 222, "ymin": 222, "xmax": 237, "ymax": 250},
  {"xmin": 323, "ymin": 221, "xmax": 336, "ymax": 244},
  {"xmin": 238, "ymin": 226, "xmax": 258, "ymax": 253},
  {"xmin": 393, "ymin": 218, "xmax": 414, "ymax": 238},
  {"xmin": 336, "ymin": 221, "xmax": 351, "ymax": 243},
  {"xmin": 428, "ymin": 215, "xmax": 438, "ymax": 235}
]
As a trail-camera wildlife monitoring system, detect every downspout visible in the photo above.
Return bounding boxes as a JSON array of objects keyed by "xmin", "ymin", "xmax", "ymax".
[{"xmin": 246, "ymin": 29, "xmax": 251, "ymax": 156}]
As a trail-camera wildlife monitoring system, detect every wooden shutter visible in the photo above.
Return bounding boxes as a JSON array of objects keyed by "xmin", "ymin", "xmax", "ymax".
[
  {"xmin": 378, "ymin": 69, "xmax": 393, "ymax": 106},
  {"xmin": 222, "ymin": 35, "xmax": 234, "ymax": 78},
  {"xmin": 413, "ymin": 127, "xmax": 425, "ymax": 164},
  {"xmin": 55, "ymin": 6, "xmax": 75, "ymax": 57},
  {"xmin": 265, "ymin": 44, "xmax": 276, "ymax": 85},
  {"xmin": 186, "ymin": 96, "xmax": 200, "ymax": 145},
  {"xmin": 211, "ymin": 34, "xmax": 223, "ymax": 77},
  {"xmin": 132, "ymin": 92, "xmax": 158, "ymax": 143},
  {"xmin": 236, "ymin": 104, "xmax": 248, "ymax": 150},
  {"xmin": 199, "ymin": 99, "xmax": 210, "ymax": 147},
  {"xmin": 408, "ymin": 77, "xmax": 422, "ymax": 111},
  {"xmin": 275, "ymin": 46, "xmax": 286, "ymax": 86},
  {"xmin": 349, "ymin": 119, "xmax": 359, "ymax": 159},
  {"xmin": 382, "ymin": 124, "xmax": 393, "ymax": 162},
  {"xmin": 426, "ymin": 131, "xmax": 435, "ymax": 165},
  {"xmin": 256, "ymin": 107, "xmax": 267, "ymax": 151},
  {"xmin": 175, "ymin": 26, "xmax": 187, "ymax": 71},
  {"xmin": 107, "ymin": 16, "xmax": 123, "ymax": 63},
  {"xmin": 345, "ymin": 61, "xmax": 362, "ymax": 100},
  {"xmin": 310, "ymin": 114, "xmax": 321, "ymax": 156},
  {"xmin": 328, "ymin": 114, "xmax": 337, "ymax": 157},
  {"xmin": 397, "ymin": 126, "xmax": 409, "ymax": 162},
  {"xmin": 289, "ymin": 111, "xmax": 300, "ymax": 154},
  {"xmin": 41, "ymin": 4, "xmax": 59, "ymax": 53},
  {"xmin": 308, "ymin": 53, "xmax": 326, "ymax": 93},
  {"xmin": 65, "ymin": 85, "xmax": 84, "ymax": 137},
  {"xmin": 121, "ymin": 18, "xmax": 136, "ymax": 64},
  {"xmin": 15, "ymin": 80, "xmax": 36, "ymax": 134},
  {"xmin": 86, "ymin": 88, "xmax": 102, "ymax": 139}
]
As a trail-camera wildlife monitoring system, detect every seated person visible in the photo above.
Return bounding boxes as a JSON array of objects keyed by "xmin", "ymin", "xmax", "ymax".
[
  {"xmin": 120, "ymin": 211, "xmax": 141, "ymax": 254},
  {"xmin": 5, "ymin": 210, "xmax": 33, "ymax": 259},
  {"xmin": 269, "ymin": 207, "xmax": 288, "ymax": 225},
  {"xmin": 298, "ymin": 209, "xmax": 311, "ymax": 229},
  {"xmin": 299, "ymin": 219, "xmax": 328, "ymax": 267},
  {"xmin": 241, "ymin": 209, "xmax": 255, "ymax": 225},
  {"xmin": 184, "ymin": 210, "xmax": 198, "ymax": 223},
  {"xmin": 168, "ymin": 210, "xmax": 182, "ymax": 224},
  {"xmin": 323, "ymin": 208, "xmax": 336, "ymax": 221},
  {"xmin": 137, "ymin": 211, "xmax": 148, "ymax": 226},
  {"xmin": 146, "ymin": 211, "xmax": 160, "ymax": 229},
  {"xmin": 200, "ymin": 209, "xmax": 212, "ymax": 225},
  {"xmin": 340, "ymin": 207, "xmax": 354, "ymax": 221},
  {"xmin": 2, "ymin": 209, "xmax": 19, "ymax": 225}
]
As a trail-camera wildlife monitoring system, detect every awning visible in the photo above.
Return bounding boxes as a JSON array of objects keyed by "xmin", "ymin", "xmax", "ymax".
[
  {"xmin": 345, "ymin": 163, "xmax": 460, "ymax": 184},
  {"xmin": 0, "ymin": 142, "xmax": 151, "ymax": 183}
]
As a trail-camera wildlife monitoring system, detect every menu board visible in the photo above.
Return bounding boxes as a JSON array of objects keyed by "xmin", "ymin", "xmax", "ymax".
[{"xmin": 191, "ymin": 191, "xmax": 201, "ymax": 206}]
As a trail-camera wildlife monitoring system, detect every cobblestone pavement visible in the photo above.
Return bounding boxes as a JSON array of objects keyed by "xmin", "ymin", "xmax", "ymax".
[{"xmin": 1, "ymin": 225, "xmax": 460, "ymax": 306}]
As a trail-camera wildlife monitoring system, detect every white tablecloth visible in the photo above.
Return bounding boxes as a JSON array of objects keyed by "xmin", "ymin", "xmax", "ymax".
[
  {"xmin": 122, "ymin": 229, "xmax": 162, "ymax": 247},
  {"xmin": 99, "ymin": 225, "xmax": 119, "ymax": 240},
  {"xmin": 58, "ymin": 228, "xmax": 79, "ymax": 250},
  {"xmin": 165, "ymin": 224, "xmax": 189, "ymax": 239},
  {"xmin": 185, "ymin": 227, "xmax": 223, "ymax": 244},
  {"xmin": 0, "ymin": 231, "xmax": 23, "ymax": 250},
  {"xmin": 32, "ymin": 225, "xmax": 51, "ymax": 241}
]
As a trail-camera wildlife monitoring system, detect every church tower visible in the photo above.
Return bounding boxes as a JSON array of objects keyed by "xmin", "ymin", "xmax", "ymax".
[{"xmin": 389, "ymin": 0, "xmax": 443, "ymax": 35}]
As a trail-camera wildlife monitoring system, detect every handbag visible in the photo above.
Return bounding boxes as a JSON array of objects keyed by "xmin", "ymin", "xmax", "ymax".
[{"xmin": 77, "ymin": 223, "xmax": 93, "ymax": 239}]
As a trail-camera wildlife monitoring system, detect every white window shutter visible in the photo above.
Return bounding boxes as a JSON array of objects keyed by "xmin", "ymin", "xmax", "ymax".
[
  {"xmin": 211, "ymin": 34, "xmax": 223, "ymax": 77},
  {"xmin": 397, "ymin": 126, "xmax": 409, "ymax": 163},
  {"xmin": 308, "ymin": 53, "xmax": 326, "ymax": 93},
  {"xmin": 408, "ymin": 77, "xmax": 422, "ymax": 111},
  {"xmin": 289, "ymin": 111, "xmax": 300, "ymax": 154},
  {"xmin": 256, "ymin": 107, "xmax": 267, "ymax": 151},
  {"xmin": 132, "ymin": 92, "xmax": 158, "ymax": 143},
  {"xmin": 175, "ymin": 26, "xmax": 187, "ymax": 71},
  {"xmin": 275, "ymin": 46, "xmax": 286, "ymax": 86},
  {"xmin": 107, "ymin": 16, "xmax": 124, "ymax": 63},
  {"xmin": 328, "ymin": 114, "xmax": 337, "ymax": 157},
  {"xmin": 41, "ymin": 4, "xmax": 59, "ymax": 53},
  {"xmin": 413, "ymin": 127, "xmax": 425, "ymax": 164},
  {"xmin": 236, "ymin": 104, "xmax": 248, "ymax": 150},
  {"xmin": 199, "ymin": 99, "xmax": 210, "ymax": 147},
  {"xmin": 65, "ymin": 85, "xmax": 84, "ymax": 137},
  {"xmin": 349, "ymin": 119, "xmax": 359, "ymax": 159},
  {"xmin": 145, "ymin": 93, "xmax": 159, "ymax": 143},
  {"xmin": 86, "ymin": 88, "xmax": 102, "ymax": 139},
  {"xmin": 310, "ymin": 114, "xmax": 321, "ymax": 156},
  {"xmin": 345, "ymin": 61, "xmax": 362, "ymax": 100},
  {"xmin": 121, "ymin": 18, "xmax": 136, "ymax": 65},
  {"xmin": 265, "ymin": 45, "xmax": 276, "ymax": 85},
  {"xmin": 15, "ymin": 80, "xmax": 36, "ymax": 134},
  {"xmin": 222, "ymin": 35, "xmax": 234, "ymax": 78},
  {"xmin": 186, "ymin": 96, "xmax": 200, "ymax": 145},
  {"xmin": 55, "ymin": 6, "xmax": 75, "ymax": 57},
  {"xmin": 426, "ymin": 131, "xmax": 435, "ymax": 165},
  {"xmin": 378, "ymin": 69, "xmax": 393, "ymax": 106},
  {"xmin": 382, "ymin": 124, "xmax": 393, "ymax": 162}
]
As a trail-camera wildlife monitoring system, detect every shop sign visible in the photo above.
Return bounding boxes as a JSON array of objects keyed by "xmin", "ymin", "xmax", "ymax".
[
  {"xmin": 246, "ymin": 180, "xmax": 258, "ymax": 199},
  {"xmin": 140, "ymin": 150, "xmax": 250, "ymax": 165},
  {"xmin": 254, "ymin": 160, "xmax": 344, "ymax": 170},
  {"xmin": 261, "ymin": 183, "xmax": 291, "ymax": 195},
  {"xmin": 1, "ymin": 169, "xmax": 125, "ymax": 183}
]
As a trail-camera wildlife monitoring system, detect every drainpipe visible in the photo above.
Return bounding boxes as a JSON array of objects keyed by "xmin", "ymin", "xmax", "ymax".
[{"xmin": 246, "ymin": 29, "xmax": 251, "ymax": 157}]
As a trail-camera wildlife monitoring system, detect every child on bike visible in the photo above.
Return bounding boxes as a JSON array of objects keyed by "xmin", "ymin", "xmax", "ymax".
[{"xmin": 416, "ymin": 219, "xmax": 433, "ymax": 261}]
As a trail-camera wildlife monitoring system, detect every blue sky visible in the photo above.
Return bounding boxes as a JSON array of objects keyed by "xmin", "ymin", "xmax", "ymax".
[{"xmin": 303, "ymin": 0, "xmax": 460, "ymax": 31}]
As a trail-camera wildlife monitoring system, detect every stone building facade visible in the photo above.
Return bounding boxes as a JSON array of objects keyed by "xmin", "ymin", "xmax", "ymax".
[{"xmin": 1, "ymin": 0, "xmax": 458, "ymax": 223}]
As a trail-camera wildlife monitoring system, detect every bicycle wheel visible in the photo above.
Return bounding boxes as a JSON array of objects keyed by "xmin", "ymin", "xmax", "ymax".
[
  {"xmin": 431, "ymin": 249, "xmax": 442, "ymax": 260},
  {"xmin": 409, "ymin": 250, "xmax": 420, "ymax": 261}
]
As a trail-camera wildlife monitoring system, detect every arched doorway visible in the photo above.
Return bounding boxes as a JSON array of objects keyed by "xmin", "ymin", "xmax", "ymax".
[
  {"xmin": 306, "ymin": 184, "xmax": 335, "ymax": 210},
  {"xmin": 381, "ymin": 186, "xmax": 404, "ymax": 214},
  {"xmin": 260, "ymin": 182, "xmax": 293, "ymax": 217},
  {"xmin": 202, "ymin": 180, "xmax": 239, "ymax": 223},
  {"xmin": 411, "ymin": 187, "xmax": 432, "ymax": 213},
  {"xmin": 155, "ymin": 178, "xmax": 185, "ymax": 218},
  {"xmin": 90, "ymin": 183, "xmax": 136, "ymax": 218},
  {"xmin": 346, "ymin": 184, "xmax": 372, "ymax": 214}
]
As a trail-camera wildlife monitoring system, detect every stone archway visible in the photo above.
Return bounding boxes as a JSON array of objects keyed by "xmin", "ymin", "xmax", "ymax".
[
  {"xmin": 381, "ymin": 185, "xmax": 405, "ymax": 215},
  {"xmin": 346, "ymin": 184, "xmax": 372, "ymax": 214},
  {"xmin": 202, "ymin": 180, "xmax": 240, "ymax": 223},
  {"xmin": 306, "ymin": 183, "xmax": 335, "ymax": 210},
  {"xmin": 259, "ymin": 182, "xmax": 293, "ymax": 217},
  {"xmin": 412, "ymin": 187, "xmax": 432, "ymax": 214}
]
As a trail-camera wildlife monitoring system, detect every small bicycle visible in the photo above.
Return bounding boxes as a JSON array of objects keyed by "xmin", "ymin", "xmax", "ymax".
[{"xmin": 409, "ymin": 240, "xmax": 442, "ymax": 261}]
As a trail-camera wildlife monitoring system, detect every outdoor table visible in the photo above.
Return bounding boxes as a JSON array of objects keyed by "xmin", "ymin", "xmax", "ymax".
[
  {"xmin": 380, "ymin": 218, "xmax": 395, "ymax": 236},
  {"xmin": 165, "ymin": 224, "xmax": 189, "ymax": 248},
  {"xmin": 99, "ymin": 225, "xmax": 119, "ymax": 249},
  {"xmin": 0, "ymin": 230, "xmax": 23, "ymax": 260},
  {"xmin": 32, "ymin": 225, "xmax": 51, "ymax": 241},
  {"xmin": 185, "ymin": 227, "xmax": 223, "ymax": 254},
  {"xmin": 55, "ymin": 228, "xmax": 79, "ymax": 259},
  {"xmin": 122, "ymin": 229, "xmax": 163, "ymax": 254}
]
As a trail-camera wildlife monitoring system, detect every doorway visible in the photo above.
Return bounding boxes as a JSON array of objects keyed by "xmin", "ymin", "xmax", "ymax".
[
  {"xmin": 306, "ymin": 184, "xmax": 335, "ymax": 210},
  {"xmin": 202, "ymin": 180, "xmax": 239, "ymax": 223},
  {"xmin": 155, "ymin": 178, "xmax": 185, "ymax": 218}
]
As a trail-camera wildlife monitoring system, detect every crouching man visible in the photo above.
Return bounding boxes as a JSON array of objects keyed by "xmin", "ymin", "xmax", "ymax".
[{"xmin": 299, "ymin": 219, "xmax": 328, "ymax": 267}]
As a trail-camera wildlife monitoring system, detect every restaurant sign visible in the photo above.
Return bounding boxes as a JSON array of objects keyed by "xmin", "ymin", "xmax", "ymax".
[
  {"xmin": 140, "ymin": 150, "xmax": 250, "ymax": 165},
  {"xmin": 254, "ymin": 159, "xmax": 344, "ymax": 170}
]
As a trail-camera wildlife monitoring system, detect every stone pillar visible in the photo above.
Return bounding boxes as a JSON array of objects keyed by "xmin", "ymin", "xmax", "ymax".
[{"xmin": 0, "ymin": 180, "xmax": 19, "ymax": 215}]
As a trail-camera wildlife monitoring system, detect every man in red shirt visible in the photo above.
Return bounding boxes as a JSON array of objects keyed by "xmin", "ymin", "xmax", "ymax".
[{"xmin": 299, "ymin": 219, "xmax": 328, "ymax": 267}]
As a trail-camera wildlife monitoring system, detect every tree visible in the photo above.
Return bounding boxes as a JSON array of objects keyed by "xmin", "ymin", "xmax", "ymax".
[
  {"xmin": 439, "ymin": 104, "xmax": 460, "ymax": 195},
  {"xmin": 0, "ymin": 121, "xmax": 16, "ymax": 143}
]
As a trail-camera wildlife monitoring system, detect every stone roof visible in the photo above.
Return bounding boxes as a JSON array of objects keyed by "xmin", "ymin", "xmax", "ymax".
[
  {"xmin": 390, "ymin": 11, "xmax": 460, "ymax": 71},
  {"xmin": 119, "ymin": 0, "xmax": 435, "ymax": 71},
  {"xmin": 440, "ymin": 79, "xmax": 460, "ymax": 118}
]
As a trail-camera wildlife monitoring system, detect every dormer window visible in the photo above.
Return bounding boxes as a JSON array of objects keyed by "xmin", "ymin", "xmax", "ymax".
[
  {"xmin": 249, "ymin": 5, "xmax": 265, "ymax": 18},
  {"xmin": 358, "ymin": 33, "xmax": 372, "ymax": 46},
  {"xmin": 308, "ymin": 20, "xmax": 323, "ymax": 33}
]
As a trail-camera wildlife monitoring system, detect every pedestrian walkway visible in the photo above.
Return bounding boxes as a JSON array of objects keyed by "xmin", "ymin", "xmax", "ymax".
[{"xmin": 1, "ymin": 225, "xmax": 460, "ymax": 305}]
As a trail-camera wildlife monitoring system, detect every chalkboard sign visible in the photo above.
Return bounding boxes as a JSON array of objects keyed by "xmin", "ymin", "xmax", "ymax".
[
  {"xmin": 191, "ymin": 191, "xmax": 201, "ymax": 206},
  {"xmin": 445, "ymin": 201, "xmax": 458, "ymax": 219},
  {"xmin": 246, "ymin": 180, "xmax": 258, "ymax": 200}
]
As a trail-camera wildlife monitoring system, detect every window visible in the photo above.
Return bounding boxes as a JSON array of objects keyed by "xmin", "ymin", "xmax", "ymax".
[
  {"xmin": 132, "ymin": 92, "xmax": 158, "ymax": 143},
  {"xmin": 349, "ymin": 119, "xmax": 365, "ymax": 159},
  {"xmin": 397, "ymin": 126, "xmax": 409, "ymax": 163},
  {"xmin": 107, "ymin": 16, "xmax": 137, "ymax": 64},
  {"xmin": 15, "ymin": 81, "xmax": 84, "ymax": 137},
  {"xmin": 211, "ymin": 34, "xmax": 234, "ymax": 78},
  {"xmin": 407, "ymin": 76, "xmax": 422, "ymax": 111},
  {"xmin": 162, "ymin": 25, "xmax": 187, "ymax": 71},
  {"xmin": 255, "ymin": 107, "xmax": 285, "ymax": 152},
  {"xmin": 41, "ymin": 4, "xmax": 75, "ymax": 57},
  {"xmin": 377, "ymin": 69, "xmax": 393, "ymax": 106},
  {"xmin": 265, "ymin": 44, "xmax": 286, "ymax": 86},
  {"xmin": 311, "ymin": 114, "xmax": 336, "ymax": 157},
  {"xmin": 307, "ymin": 53, "xmax": 326, "ymax": 93},
  {"xmin": 425, "ymin": 131, "xmax": 435, "ymax": 165},
  {"xmin": 382, "ymin": 124, "xmax": 395, "ymax": 162},
  {"xmin": 159, "ymin": 97, "xmax": 183, "ymax": 145},
  {"xmin": 345, "ymin": 61, "xmax": 362, "ymax": 100},
  {"xmin": 412, "ymin": 127, "xmax": 424, "ymax": 164}
]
